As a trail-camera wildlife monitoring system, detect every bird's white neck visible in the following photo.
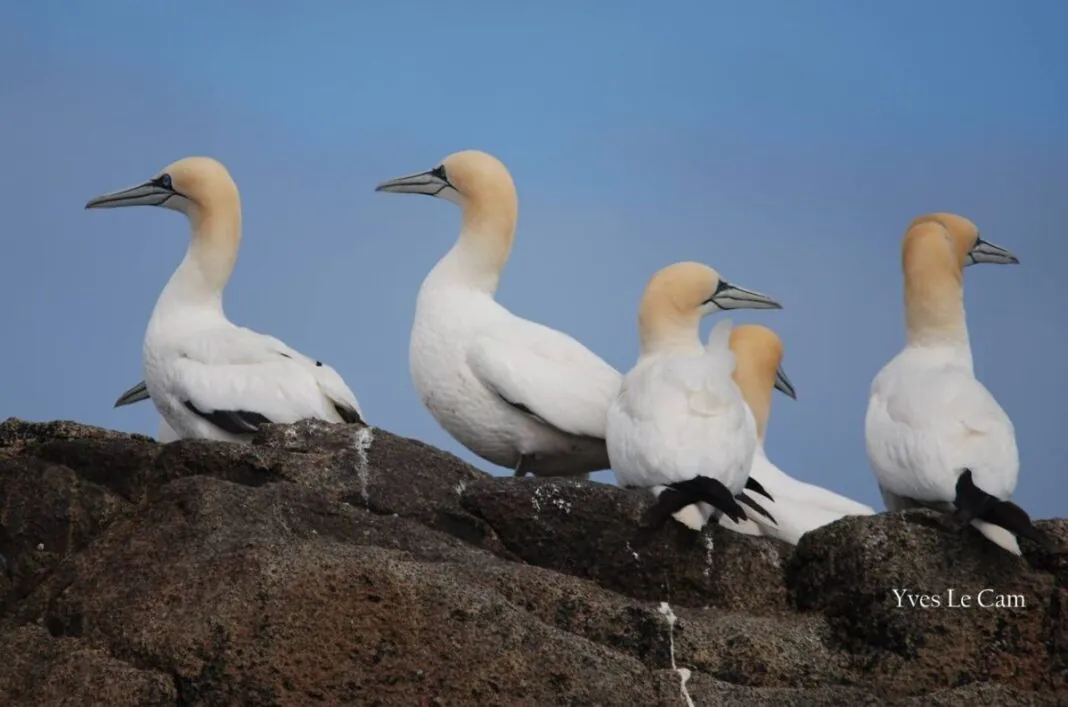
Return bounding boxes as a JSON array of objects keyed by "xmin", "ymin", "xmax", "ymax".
[
  {"xmin": 900, "ymin": 338, "xmax": 975, "ymax": 377},
  {"xmin": 425, "ymin": 213, "xmax": 516, "ymax": 296},
  {"xmin": 424, "ymin": 233, "xmax": 502, "ymax": 295},
  {"xmin": 151, "ymin": 203, "xmax": 241, "ymax": 324},
  {"xmin": 426, "ymin": 184, "xmax": 519, "ymax": 295}
]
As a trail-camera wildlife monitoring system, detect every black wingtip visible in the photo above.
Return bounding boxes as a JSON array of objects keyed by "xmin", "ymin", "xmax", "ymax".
[
  {"xmin": 737, "ymin": 492, "xmax": 777, "ymax": 525},
  {"xmin": 670, "ymin": 476, "xmax": 749, "ymax": 524},
  {"xmin": 183, "ymin": 400, "xmax": 272, "ymax": 435},
  {"xmin": 955, "ymin": 468, "xmax": 1056, "ymax": 552},
  {"xmin": 744, "ymin": 476, "xmax": 774, "ymax": 501},
  {"xmin": 639, "ymin": 487, "xmax": 694, "ymax": 530},
  {"xmin": 987, "ymin": 500, "xmax": 1059, "ymax": 552},
  {"xmin": 333, "ymin": 403, "xmax": 364, "ymax": 425}
]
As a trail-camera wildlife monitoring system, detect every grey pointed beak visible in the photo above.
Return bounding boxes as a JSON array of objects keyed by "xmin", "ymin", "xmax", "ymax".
[
  {"xmin": 710, "ymin": 281, "xmax": 783, "ymax": 311},
  {"xmin": 374, "ymin": 169, "xmax": 449, "ymax": 197},
  {"xmin": 85, "ymin": 181, "xmax": 176, "ymax": 210},
  {"xmin": 773, "ymin": 364, "xmax": 797, "ymax": 400},
  {"xmin": 965, "ymin": 238, "xmax": 1019, "ymax": 266},
  {"xmin": 114, "ymin": 380, "xmax": 150, "ymax": 408}
]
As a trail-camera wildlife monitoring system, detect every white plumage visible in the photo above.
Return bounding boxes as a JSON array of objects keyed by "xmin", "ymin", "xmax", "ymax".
[
  {"xmin": 867, "ymin": 350, "xmax": 1018, "ymax": 503},
  {"xmin": 157, "ymin": 419, "xmax": 179, "ymax": 443},
  {"xmin": 465, "ymin": 322, "xmax": 620, "ymax": 441},
  {"xmin": 609, "ymin": 318, "xmax": 756, "ymax": 504},
  {"xmin": 605, "ymin": 261, "xmax": 782, "ymax": 530},
  {"xmin": 144, "ymin": 321, "xmax": 364, "ymax": 442},
  {"xmin": 112, "ymin": 380, "xmax": 179, "ymax": 443},
  {"xmin": 714, "ymin": 323, "xmax": 875, "ymax": 544},
  {"xmin": 865, "ymin": 347, "xmax": 1021, "ymax": 552},
  {"xmin": 87, "ymin": 156, "xmax": 364, "ymax": 443},
  {"xmin": 378, "ymin": 150, "xmax": 618, "ymax": 477},
  {"xmin": 720, "ymin": 451, "xmax": 876, "ymax": 543},
  {"xmin": 865, "ymin": 213, "xmax": 1032, "ymax": 555},
  {"xmin": 407, "ymin": 261, "xmax": 621, "ymax": 476}
]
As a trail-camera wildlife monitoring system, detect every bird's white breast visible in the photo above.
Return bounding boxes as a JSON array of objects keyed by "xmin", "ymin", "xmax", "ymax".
[
  {"xmin": 409, "ymin": 283, "xmax": 575, "ymax": 467},
  {"xmin": 607, "ymin": 353, "xmax": 756, "ymax": 493},
  {"xmin": 865, "ymin": 346, "xmax": 1018, "ymax": 504},
  {"xmin": 142, "ymin": 321, "xmax": 244, "ymax": 442}
]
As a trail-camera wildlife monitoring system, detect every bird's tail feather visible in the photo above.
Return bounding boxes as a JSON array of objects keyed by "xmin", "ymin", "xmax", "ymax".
[{"xmin": 971, "ymin": 520, "xmax": 1022, "ymax": 556}]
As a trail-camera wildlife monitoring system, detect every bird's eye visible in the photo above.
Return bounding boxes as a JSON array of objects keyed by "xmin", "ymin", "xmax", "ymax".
[
  {"xmin": 161, "ymin": 174, "xmax": 173, "ymax": 189},
  {"xmin": 430, "ymin": 165, "xmax": 447, "ymax": 181}
]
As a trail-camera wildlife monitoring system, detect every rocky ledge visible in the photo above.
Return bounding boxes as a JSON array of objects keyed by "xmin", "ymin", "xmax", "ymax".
[{"xmin": 0, "ymin": 417, "xmax": 1065, "ymax": 706}]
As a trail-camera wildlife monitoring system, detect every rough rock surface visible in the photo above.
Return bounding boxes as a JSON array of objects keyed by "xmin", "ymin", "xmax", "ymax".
[{"xmin": 0, "ymin": 417, "xmax": 1064, "ymax": 706}]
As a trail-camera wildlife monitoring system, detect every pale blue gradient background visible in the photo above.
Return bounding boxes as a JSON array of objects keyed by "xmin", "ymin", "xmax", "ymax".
[{"xmin": 2, "ymin": 2, "xmax": 1065, "ymax": 518}]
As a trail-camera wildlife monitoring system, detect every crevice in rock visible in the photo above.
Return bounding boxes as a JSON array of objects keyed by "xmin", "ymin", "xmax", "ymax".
[{"xmin": 429, "ymin": 509, "xmax": 513, "ymax": 556}]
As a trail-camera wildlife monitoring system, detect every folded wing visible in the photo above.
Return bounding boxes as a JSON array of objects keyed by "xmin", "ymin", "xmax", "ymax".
[{"xmin": 467, "ymin": 321, "xmax": 620, "ymax": 439}]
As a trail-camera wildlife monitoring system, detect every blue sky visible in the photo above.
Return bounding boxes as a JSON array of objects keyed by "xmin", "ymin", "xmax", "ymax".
[{"xmin": 2, "ymin": 1, "xmax": 1066, "ymax": 518}]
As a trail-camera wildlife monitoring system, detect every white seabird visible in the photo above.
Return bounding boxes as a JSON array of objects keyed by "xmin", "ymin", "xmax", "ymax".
[
  {"xmin": 605, "ymin": 261, "xmax": 783, "ymax": 530},
  {"xmin": 375, "ymin": 150, "xmax": 620, "ymax": 478},
  {"xmin": 865, "ymin": 212, "xmax": 1053, "ymax": 555},
  {"xmin": 714, "ymin": 324, "xmax": 875, "ymax": 544},
  {"xmin": 85, "ymin": 156, "xmax": 365, "ymax": 442},
  {"xmin": 113, "ymin": 380, "xmax": 179, "ymax": 443}
]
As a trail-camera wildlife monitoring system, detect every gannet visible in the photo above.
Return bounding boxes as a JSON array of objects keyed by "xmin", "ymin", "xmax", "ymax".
[
  {"xmin": 113, "ymin": 380, "xmax": 179, "ymax": 443},
  {"xmin": 605, "ymin": 261, "xmax": 783, "ymax": 530},
  {"xmin": 865, "ymin": 213, "xmax": 1054, "ymax": 555},
  {"xmin": 375, "ymin": 150, "xmax": 620, "ymax": 478},
  {"xmin": 713, "ymin": 324, "xmax": 875, "ymax": 544},
  {"xmin": 85, "ymin": 157, "xmax": 365, "ymax": 442}
]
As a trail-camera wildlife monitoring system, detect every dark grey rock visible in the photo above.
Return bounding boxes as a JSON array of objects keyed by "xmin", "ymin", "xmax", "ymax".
[{"xmin": 0, "ymin": 417, "xmax": 1063, "ymax": 705}]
